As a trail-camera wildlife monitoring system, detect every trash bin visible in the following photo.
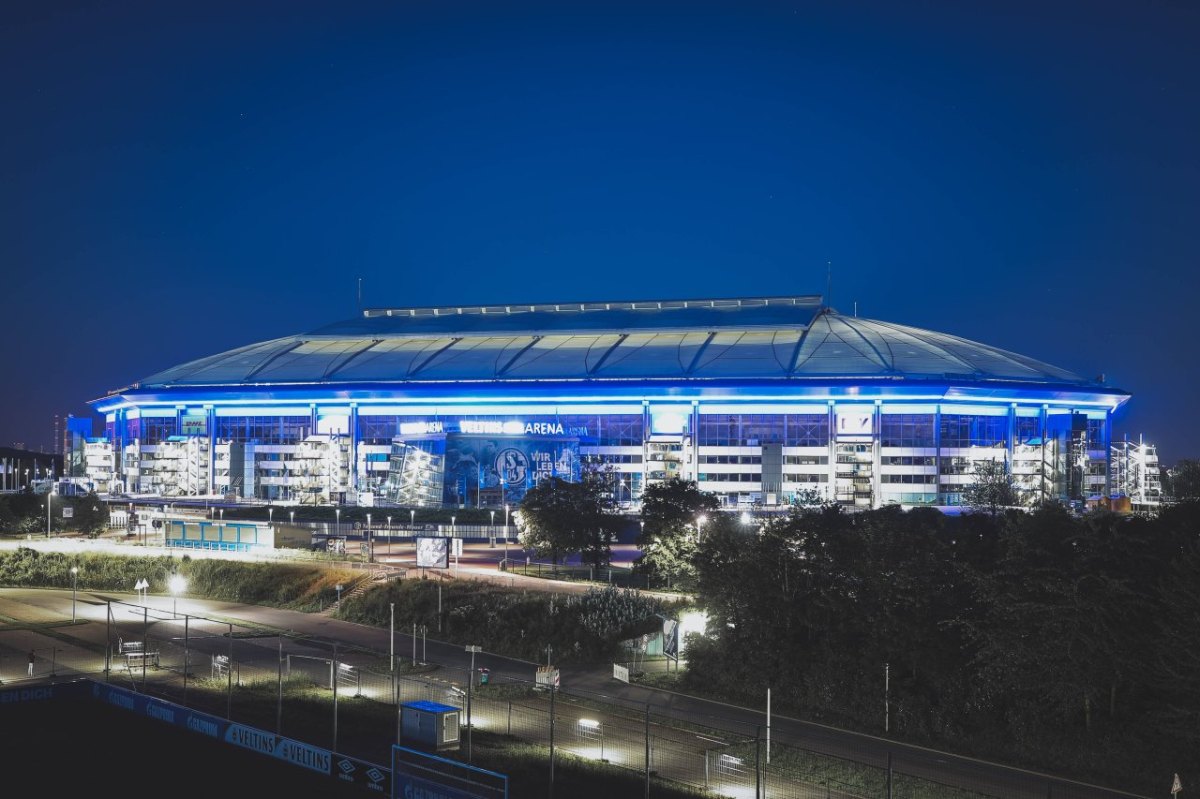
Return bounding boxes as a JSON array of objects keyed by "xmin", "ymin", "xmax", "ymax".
[{"xmin": 479, "ymin": 667, "xmax": 490, "ymax": 686}]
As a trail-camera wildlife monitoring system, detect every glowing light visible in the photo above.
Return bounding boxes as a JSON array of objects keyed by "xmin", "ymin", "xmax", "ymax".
[{"xmin": 678, "ymin": 610, "xmax": 709, "ymax": 643}]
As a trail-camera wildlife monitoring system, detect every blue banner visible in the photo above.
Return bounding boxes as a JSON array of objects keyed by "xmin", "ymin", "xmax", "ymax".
[
  {"xmin": 443, "ymin": 433, "xmax": 580, "ymax": 506},
  {"xmin": 335, "ymin": 754, "xmax": 391, "ymax": 794}
]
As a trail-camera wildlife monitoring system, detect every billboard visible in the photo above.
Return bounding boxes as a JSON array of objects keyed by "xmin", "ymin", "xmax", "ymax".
[
  {"xmin": 442, "ymin": 434, "xmax": 580, "ymax": 507},
  {"xmin": 416, "ymin": 537, "xmax": 449, "ymax": 569}
]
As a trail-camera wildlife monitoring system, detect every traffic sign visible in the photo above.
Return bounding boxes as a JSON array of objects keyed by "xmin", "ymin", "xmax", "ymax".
[{"xmin": 1172, "ymin": 774, "xmax": 1183, "ymax": 796}]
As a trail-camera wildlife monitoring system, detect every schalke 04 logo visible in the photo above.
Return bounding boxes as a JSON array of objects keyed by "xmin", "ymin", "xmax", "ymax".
[{"xmin": 495, "ymin": 448, "xmax": 528, "ymax": 486}]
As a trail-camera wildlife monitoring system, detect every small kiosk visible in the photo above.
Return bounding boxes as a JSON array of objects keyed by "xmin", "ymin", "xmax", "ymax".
[{"xmin": 400, "ymin": 700, "xmax": 460, "ymax": 752}]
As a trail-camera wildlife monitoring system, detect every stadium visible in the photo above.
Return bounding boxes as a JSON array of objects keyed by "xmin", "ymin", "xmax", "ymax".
[{"xmin": 87, "ymin": 295, "xmax": 1128, "ymax": 511}]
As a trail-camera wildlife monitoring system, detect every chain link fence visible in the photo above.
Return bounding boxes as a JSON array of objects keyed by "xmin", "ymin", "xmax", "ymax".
[{"xmin": 0, "ymin": 599, "xmax": 1145, "ymax": 799}]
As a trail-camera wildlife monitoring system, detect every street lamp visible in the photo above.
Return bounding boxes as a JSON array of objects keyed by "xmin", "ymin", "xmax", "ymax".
[
  {"xmin": 465, "ymin": 644, "xmax": 482, "ymax": 760},
  {"xmin": 503, "ymin": 504, "xmax": 510, "ymax": 561},
  {"xmin": 490, "ymin": 510, "xmax": 495, "ymax": 548},
  {"xmin": 70, "ymin": 566, "xmax": 78, "ymax": 622},
  {"xmin": 366, "ymin": 513, "xmax": 372, "ymax": 562},
  {"xmin": 169, "ymin": 574, "xmax": 186, "ymax": 619},
  {"xmin": 46, "ymin": 490, "xmax": 53, "ymax": 537}
]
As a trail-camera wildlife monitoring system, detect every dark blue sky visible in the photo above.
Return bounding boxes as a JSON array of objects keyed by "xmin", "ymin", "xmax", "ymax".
[{"xmin": 2, "ymin": 1, "xmax": 1197, "ymax": 462}]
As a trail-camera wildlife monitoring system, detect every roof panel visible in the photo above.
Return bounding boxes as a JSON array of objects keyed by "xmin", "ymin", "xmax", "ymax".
[{"xmin": 133, "ymin": 303, "xmax": 1095, "ymax": 390}]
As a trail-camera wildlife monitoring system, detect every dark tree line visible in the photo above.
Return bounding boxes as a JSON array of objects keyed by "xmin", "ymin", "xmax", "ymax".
[
  {"xmin": 683, "ymin": 500, "xmax": 1200, "ymax": 795},
  {"xmin": 0, "ymin": 490, "xmax": 108, "ymax": 536}
]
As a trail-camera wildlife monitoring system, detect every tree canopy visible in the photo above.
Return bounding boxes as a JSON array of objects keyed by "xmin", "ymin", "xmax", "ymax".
[
  {"xmin": 683, "ymin": 499, "xmax": 1200, "ymax": 794},
  {"xmin": 634, "ymin": 478, "xmax": 720, "ymax": 588},
  {"xmin": 516, "ymin": 474, "xmax": 621, "ymax": 568}
]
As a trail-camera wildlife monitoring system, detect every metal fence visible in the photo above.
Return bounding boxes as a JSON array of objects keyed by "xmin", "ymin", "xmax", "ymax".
[{"xmin": 0, "ymin": 599, "xmax": 1145, "ymax": 799}]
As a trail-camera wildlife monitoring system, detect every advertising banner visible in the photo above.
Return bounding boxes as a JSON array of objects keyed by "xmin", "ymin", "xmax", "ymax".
[
  {"xmin": 442, "ymin": 434, "xmax": 579, "ymax": 506},
  {"xmin": 416, "ymin": 537, "xmax": 450, "ymax": 569}
]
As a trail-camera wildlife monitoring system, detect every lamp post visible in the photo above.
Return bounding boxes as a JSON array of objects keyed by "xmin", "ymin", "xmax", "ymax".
[
  {"xmin": 169, "ymin": 574, "xmax": 186, "ymax": 619},
  {"xmin": 366, "ymin": 513, "xmax": 372, "ymax": 562},
  {"xmin": 70, "ymin": 566, "xmax": 78, "ymax": 622},
  {"xmin": 465, "ymin": 645, "xmax": 481, "ymax": 761},
  {"xmin": 46, "ymin": 490, "xmax": 52, "ymax": 537},
  {"xmin": 503, "ymin": 504, "xmax": 510, "ymax": 561},
  {"xmin": 490, "ymin": 510, "xmax": 495, "ymax": 548}
]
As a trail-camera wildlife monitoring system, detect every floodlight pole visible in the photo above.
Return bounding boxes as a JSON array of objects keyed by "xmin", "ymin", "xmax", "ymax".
[
  {"xmin": 277, "ymin": 637, "xmax": 284, "ymax": 734},
  {"xmin": 104, "ymin": 600, "xmax": 111, "ymax": 681},
  {"xmin": 183, "ymin": 615, "xmax": 189, "ymax": 705},
  {"xmin": 226, "ymin": 622, "xmax": 233, "ymax": 720},
  {"xmin": 465, "ymin": 644, "xmax": 481, "ymax": 762},
  {"xmin": 549, "ymin": 680, "xmax": 556, "ymax": 798},
  {"xmin": 70, "ymin": 567, "xmax": 78, "ymax": 622},
  {"xmin": 141, "ymin": 606, "xmax": 148, "ymax": 691},
  {"xmin": 332, "ymin": 642, "xmax": 339, "ymax": 753}
]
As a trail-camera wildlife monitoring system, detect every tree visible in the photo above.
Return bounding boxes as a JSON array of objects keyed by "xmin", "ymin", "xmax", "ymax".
[
  {"xmin": 71, "ymin": 492, "xmax": 108, "ymax": 536},
  {"xmin": 635, "ymin": 478, "xmax": 720, "ymax": 586},
  {"xmin": 516, "ymin": 475, "xmax": 620, "ymax": 569},
  {"xmin": 962, "ymin": 459, "xmax": 1018, "ymax": 514},
  {"xmin": 1165, "ymin": 458, "xmax": 1200, "ymax": 501}
]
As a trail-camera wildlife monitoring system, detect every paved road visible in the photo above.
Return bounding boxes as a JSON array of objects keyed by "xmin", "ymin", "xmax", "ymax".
[
  {"xmin": 0, "ymin": 580, "xmax": 1147, "ymax": 799},
  {"xmin": 0, "ymin": 533, "xmax": 1149, "ymax": 799}
]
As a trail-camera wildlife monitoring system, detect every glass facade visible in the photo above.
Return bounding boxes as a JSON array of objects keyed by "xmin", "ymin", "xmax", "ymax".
[
  {"xmin": 880, "ymin": 415, "xmax": 935, "ymax": 448},
  {"xmin": 101, "ymin": 401, "xmax": 1113, "ymax": 509}
]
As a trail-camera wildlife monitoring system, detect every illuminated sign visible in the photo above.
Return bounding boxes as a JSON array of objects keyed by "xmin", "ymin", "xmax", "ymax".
[
  {"xmin": 459, "ymin": 420, "xmax": 565, "ymax": 436},
  {"xmin": 836, "ymin": 409, "xmax": 874, "ymax": 437},
  {"xmin": 181, "ymin": 415, "xmax": 207, "ymax": 436},
  {"xmin": 399, "ymin": 421, "xmax": 445, "ymax": 436}
]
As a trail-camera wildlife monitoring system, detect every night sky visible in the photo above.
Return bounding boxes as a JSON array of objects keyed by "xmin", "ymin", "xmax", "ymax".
[{"xmin": 2, "ymin": 1, "xmax": 1197, "ymax": 463}]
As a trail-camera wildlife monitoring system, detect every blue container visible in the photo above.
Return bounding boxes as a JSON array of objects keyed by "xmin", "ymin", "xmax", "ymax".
[{"xmin": 400, "ymin": 700, "xmax": 460, "ymax": 752}]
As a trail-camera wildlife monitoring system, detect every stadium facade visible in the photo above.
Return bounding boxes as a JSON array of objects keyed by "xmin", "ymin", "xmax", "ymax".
[{"xmin": 87, "ymin": 296, "xmax": 1129, "ymax": 510}]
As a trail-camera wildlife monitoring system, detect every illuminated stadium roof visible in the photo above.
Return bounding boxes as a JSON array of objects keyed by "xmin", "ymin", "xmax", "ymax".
[{"xmin": 131, "ymin": 296, "xmax": 1102, "ymax": 389}]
